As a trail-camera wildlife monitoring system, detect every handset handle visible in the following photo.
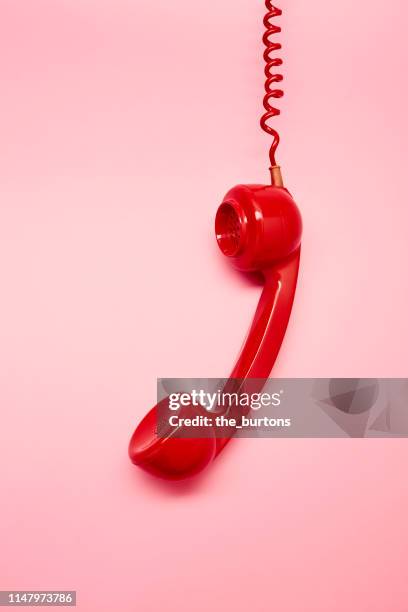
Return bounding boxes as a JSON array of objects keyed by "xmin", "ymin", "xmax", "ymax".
[
  {"xmin": 231, "ymin": 248, "xmax": 300, "ymax": 380},
  {"xmin": 216, "ymin": 248, "xmax": 300, "ymax": 453}
]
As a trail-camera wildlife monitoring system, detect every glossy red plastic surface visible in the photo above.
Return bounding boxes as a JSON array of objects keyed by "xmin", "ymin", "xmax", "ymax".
[{"xmin": 129, "ymin": 184, "xmax": 302, "ymax": 479}]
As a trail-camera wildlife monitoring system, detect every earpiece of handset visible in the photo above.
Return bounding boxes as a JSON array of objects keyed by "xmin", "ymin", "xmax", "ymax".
[{"xmin": 129, "ymin": 184, "xmax": 302, "ymax": 480}]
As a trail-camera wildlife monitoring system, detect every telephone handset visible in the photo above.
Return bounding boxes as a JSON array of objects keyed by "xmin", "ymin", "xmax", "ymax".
[{"xmin": 129, "ymin": 3, "xmax": 303, "ymax": 479}]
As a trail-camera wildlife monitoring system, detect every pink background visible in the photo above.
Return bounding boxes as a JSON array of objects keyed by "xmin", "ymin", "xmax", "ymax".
[{"xmin": 1, "ymin": 0, "xmax": 408, "ymax": 610}]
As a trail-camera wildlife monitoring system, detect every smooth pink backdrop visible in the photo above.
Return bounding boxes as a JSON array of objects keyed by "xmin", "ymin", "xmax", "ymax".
[{"xmin": 1, "ymin": 0, "xmax": 408, "ymax": 610}]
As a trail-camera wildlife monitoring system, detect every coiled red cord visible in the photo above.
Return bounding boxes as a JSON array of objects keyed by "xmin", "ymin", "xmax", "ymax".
[{"xmin": 260, "ymin": 2, "xmax": 283, "ymax": 167}]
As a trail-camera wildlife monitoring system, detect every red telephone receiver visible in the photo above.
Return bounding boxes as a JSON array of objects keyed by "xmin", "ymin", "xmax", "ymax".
[
  {"xmin": 129, "ymin": 183, "xmax": 302, "ymax": 479},
  {"xmin": 128, "ymin": 2, "xmax": 302, "ymax": 479}
]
